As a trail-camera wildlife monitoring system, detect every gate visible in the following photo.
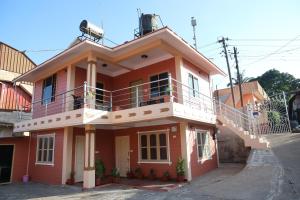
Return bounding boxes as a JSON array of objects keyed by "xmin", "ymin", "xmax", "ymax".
[{"xmin": 248, "ymin": 92, "xmax": 291, "ymax": 134}]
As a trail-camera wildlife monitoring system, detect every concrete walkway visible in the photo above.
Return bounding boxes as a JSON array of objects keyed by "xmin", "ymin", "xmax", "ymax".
[{"xmin": 0, "ymin": 149, "xmax": 284, "ymax": 200}]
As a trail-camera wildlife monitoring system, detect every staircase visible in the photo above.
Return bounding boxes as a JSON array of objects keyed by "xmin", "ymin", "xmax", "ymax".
[{"xmin": 215, "ymin": 101, "xmax": 269, "ymax": 149}]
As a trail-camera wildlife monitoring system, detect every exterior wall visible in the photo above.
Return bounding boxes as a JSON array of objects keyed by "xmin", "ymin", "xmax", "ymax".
[
  {"xmin": 114, "ymin": 123, "xmax": 181, "ymax": 179},
  {"xmin": 112, "ymin": 58, "xmax": 176, "ymax": 109},
  {"xmin": 0, "ymin": 137, "xmax": 29, "ymax": 182},
  {"xmin": 32, "ymin": 69, "xmax": 67, "ymax": 118},
  {"xmin": 0, "ymin": 81, "xmax": 31, "ymax": 111},
  {"xmin": 187, "ymin": 123, "xmax": 218, "ymax": 178},
  {"xmin": 28, "ymin": 129, "xmax": 64, "ymax": 184},
  {"xmin": 182, "ymin": 59, "xmax": 211, "ymax": 97},
  {"xmin": 71, "ymin": 128, "xmax": 115, "ymax": 177}
]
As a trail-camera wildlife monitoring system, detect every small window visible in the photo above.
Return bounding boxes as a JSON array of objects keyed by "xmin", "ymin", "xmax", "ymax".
[
  {"xmin": 150, "ymin": 72, "xmax": 169, "ymax": 98},
  {"xmin": 42, "ymin": 74, "xmax": 56, "ymax": 104},
  {"xmin": 139, "ymin": 131, "xmax": 169, "ymax": 162},
  {"xmin": 196, "ymin": 130, "xmax": 211, "ymax": 160},
  {"xmin": 36, "ymin": 134, "xmax": 55, "ymax": 164},
  {"xmin": 188, "ymin": 73, "xmax": 199, "ymax": 97}
]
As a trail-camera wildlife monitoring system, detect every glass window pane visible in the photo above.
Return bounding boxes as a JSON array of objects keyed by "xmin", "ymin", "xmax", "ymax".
[
  {"xmin": 159, "ymin": 79, "xmax": 168, "ymax": 96},
  {"xmin": 49, "ymin": 137, "xmax": 54, "ymax": 149},
  {"xmin": 159, "ymin": 134, "xmax": 166, "ymax": 146},
  {"xmin": 194, "ymin": 77, "xmax": 199, "ymax": 97},
  {"xmin": 38, "ymin": 150, "xmax": 42, "ymax": 161},
  {"xmin": 198, "ymin": 145, "xmax": 203, "ymax": 158},
  {"xmin": 150, "ymin": 148, "xmax": 157, "ymax": 159},
  {"xmin": 160, "ymin": 147, "xmax": 167, "ymax": 160},
  {"xmin": 150, "ymin": 75, "xmax": 158, "ymax": 82},
  {"xmin": 141, "ymin": 148, "xmax": 147, "ymax": 160},
  {"xmin": 39, "ymin": 138, "xmax": 43, "ymax": 150},
  {"xmin": 159, "ymin": 72, "xmax": 168, "ymax": 79},
  {"xmin": 43, "ymin": 150, "xmax": 48, "ymax": 161},
  {"xmin": 150, "ymin": 134, "xmax": 156, "ymax": 146},
  {"xmin": 188, "ymin": 74, "xmax": 194, "ymax": 97},
  {"xmin": 43, "ymin": 138, "xmax": 48, "ymax": 150},
  {"xmin": 48, "ymin": 150, "xmax": 53, "ymax": 162},
  {"xmin": 141, "ymin": 135, "xmax": 147, "ymax": 147},
  {"xmin": 197, "ymin": 132, "xmax": 201, "ymax": 145},
  {"xmin": 202, "ymin": 133, "xmax": 207, "ymax": 145}
]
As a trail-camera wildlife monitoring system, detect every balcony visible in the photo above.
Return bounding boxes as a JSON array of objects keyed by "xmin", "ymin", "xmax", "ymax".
[{"xmin": 14, "ymin": 76, "xmax": 216, "ymax": 132}]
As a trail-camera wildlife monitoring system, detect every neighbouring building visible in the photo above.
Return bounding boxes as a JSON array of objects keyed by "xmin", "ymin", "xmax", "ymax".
[
  {"xmin": 0, "ymin": 42, "xmax": 35, "ymax": 183},
  {"xmin": 214, "ymin": 81, "xmax": 268, "ymax": 109},
  {"xmin": 288, "ymin": 90, "xmax": 300, "ymax": 131},
  {"xmin": 7, "ymin": 27, "xmax": 227, "ymax": 188},
  {"xmin": 214, "ymin": 81, "xmax": 269, "ymax": 163}
]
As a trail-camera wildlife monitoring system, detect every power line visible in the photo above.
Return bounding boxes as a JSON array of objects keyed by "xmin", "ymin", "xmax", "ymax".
[
  {"xmin": 198, "ymin": 41, "xmax": 218, "ymax": 49},
  {"xmin": 230, "ymin": 38, "xmax": 300, "ymax": 42},
  {"xmin": 242, "ymin": 35, "xmax": 300, "ymax": 66}
]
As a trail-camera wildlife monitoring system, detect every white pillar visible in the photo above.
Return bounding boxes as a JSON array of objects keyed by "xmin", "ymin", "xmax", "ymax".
[
  {"xmin": 62, "ymin": 127, "xmax": 73, "ymax": 184},
  {"xmin": 175, "ymin": 56, "xmax": 183, "ymax": 104},
  {"xmin": 83, "ymin": 124, "xmax": 95, "ymax": 189},
  {"xmin": 86, "ymin": 57, "xmax": 97, "ymax": 109},
  {"xmin": 180, "ymin": 122, "xmax": 192, "ymax": 181}
]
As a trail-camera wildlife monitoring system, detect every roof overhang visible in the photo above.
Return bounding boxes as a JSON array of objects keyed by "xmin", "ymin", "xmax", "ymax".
[{"xmin": 14, "ymin": 27, "xmax": 226, "ymax": 82}]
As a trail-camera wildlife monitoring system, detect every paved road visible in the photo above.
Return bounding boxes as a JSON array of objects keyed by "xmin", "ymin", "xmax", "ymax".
[
  {"xmin": 2, "ymin": 134, "xmax": 300, "ymax": 200},
  {"xmin": 266, "ymin": 133, "xmax": 300, "ymax": 200}
]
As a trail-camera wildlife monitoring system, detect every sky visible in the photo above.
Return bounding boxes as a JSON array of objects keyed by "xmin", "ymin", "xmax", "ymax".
[{"xmin": 1, "ymin": 0, "xmax": 300, "ymax": 89}]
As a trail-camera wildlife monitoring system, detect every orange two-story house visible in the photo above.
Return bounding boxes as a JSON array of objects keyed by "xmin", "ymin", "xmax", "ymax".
[{"xmin": 13, "ymin": 27, "xmax": 225, "ymax": 188}]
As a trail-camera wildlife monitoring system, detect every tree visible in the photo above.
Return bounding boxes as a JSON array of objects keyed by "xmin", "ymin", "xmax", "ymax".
[{"xmin": 250, "ymin": 69, "xmax": 300, "ymax": 96}]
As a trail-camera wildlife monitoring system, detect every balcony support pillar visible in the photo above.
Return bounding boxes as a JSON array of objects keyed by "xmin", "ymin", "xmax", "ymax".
[{"xmin": 87, "ymin": 55, "xmax": 97, "ymax": 109}]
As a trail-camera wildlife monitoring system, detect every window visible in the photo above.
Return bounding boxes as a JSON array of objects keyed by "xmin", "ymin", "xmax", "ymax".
[
  {"xmin": 196, "ymin": 130, "xmax": 211, "ymax": 160},
  {"xmin": 96, "ymin": 82, "xmax": 104, "ymax": 104},
  {"xmin": 42, "ymin": 74, "xmax": 56, "ymax": 104},
  {"xmin": 150, "ymin": 72, "xmax": 169, "ymax": 98},
  {"xmin": 139, "ymin": 131, "xmax": 169, "ymax": 162},
  {"xmin": 188, "ymin": 73, "xmax": 199, "ymax": 97},
  {"xmin": 36, "ymin": 134, "xmax": 55, "ymax": 164}
]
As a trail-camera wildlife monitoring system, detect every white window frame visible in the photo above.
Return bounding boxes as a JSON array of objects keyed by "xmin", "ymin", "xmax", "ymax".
[
  {"xmin": 195, "ymin": 129, "xmax": 212, "ymax": 163},
  {"xmin": 188, "ymin": 73, "xmax": 200, "ymax": 98},
  {"xmin": 137, "ymin": 129, "xmax": 171, "ymax": 165},
  {"xmin": 36, "ymin": 133, "xmax": 55, "ymax": 165}
]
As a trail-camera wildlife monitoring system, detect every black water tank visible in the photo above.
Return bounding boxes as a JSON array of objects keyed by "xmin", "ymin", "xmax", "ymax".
[{"xmin": 139, "ymin": 14, "xmax": 158, "ymax": 36}]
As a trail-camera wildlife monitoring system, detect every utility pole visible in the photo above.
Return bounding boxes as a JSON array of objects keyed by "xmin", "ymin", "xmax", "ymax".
[
  {"xmin": 218, "ymin": 37, "xmax": 236, "ymax": 108},
  {"xmin": 191, "ymin": 17, "xmax": 197, "ymax": 50},
  {"xmin": 233, "ymin": 47, "xmax": 244, "ymax": 108}
]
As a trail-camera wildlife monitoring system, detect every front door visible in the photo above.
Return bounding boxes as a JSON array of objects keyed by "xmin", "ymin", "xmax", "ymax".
[
  {"xmin": 115, "ymin": 136, "xmax": 130, "ymax": 177},
  {"xmin": 0, "ymin": 145, "xmax": 14, "ymax": 184},
  {"xmin": 75, "ymin": 136, "xmax": 84, "ymax": 182}
]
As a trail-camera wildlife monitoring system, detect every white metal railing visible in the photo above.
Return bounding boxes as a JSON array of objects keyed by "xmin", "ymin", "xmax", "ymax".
[
  {"xmin": 17, "ymin": 74, "xmax": 217, "ymax": 121},
  {"xmin": 214, "ymin": 100, "xmax": 254, "ymax": 135}
]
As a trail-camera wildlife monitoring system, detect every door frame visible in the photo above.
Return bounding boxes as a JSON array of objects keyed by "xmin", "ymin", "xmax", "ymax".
[
  {"xmin": 74, "ymin": 136, "xmax": 84, "ymax": 182},
  {"xmin": 115, "ymin": 136, "xmax": 130, "ymax": 177},
  {"xmin": 0, "ymin": 144, "xmax": 15, "ymax": 184}
]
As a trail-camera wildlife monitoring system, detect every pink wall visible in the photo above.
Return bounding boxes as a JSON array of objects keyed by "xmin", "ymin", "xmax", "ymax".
[
  {"xmin": 0, "ymin": 137, "xmax": 29, "ymax": 182},
  {"xmin": 28, "ymin": 129, "xmax": 64, "ymax": 185},
  {"xmin": 188, "ymin": 123, "xmax": 218, "ymax": 178},
  {"xmin": 114, "ymin": 123, "xmax": 181, "ymax": 179},
  {"xmin": 32, "ymin": 69, "xmax": 67, "ymax": 118},
  {"xmin": 71, "ymin": 127, "xmax": 115, "ymax": 176}
]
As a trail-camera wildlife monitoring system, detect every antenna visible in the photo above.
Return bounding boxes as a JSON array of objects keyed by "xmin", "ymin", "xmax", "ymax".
[{"xmin": 191, "ymin": 17, "xmax": 197, "ymax": 50}]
